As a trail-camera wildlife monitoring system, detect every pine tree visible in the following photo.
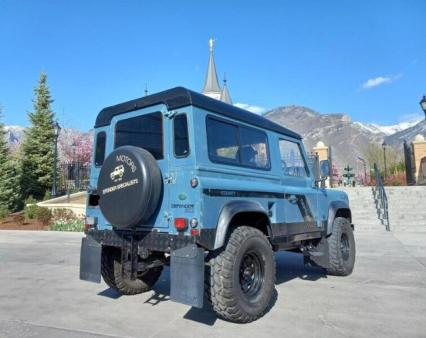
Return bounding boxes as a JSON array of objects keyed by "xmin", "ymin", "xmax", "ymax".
[
  {"xmin": 0, "ymin": 107, "xmax": 22, "ymax": 211},
  {"xmin": 21, "ymin": 73, "xmax": 55, "ymax": 200}
]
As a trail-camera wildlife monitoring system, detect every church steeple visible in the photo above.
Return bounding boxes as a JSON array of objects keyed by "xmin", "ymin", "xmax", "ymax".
[
  {"xmin": 202, "ymin": 38, "xmax": 222, "ymax": 100},
  {"xmin": 220, "ymin": 75, "xmax": 232, "ymax": 104}
]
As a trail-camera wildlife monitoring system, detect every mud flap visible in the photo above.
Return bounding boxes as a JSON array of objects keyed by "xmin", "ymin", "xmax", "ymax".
[
  {"xmin": 170, "ymin": 244, "xmax": 204, "ymax": 308},
  {"xmin": 80, "ymin": 236, "xmax": 102, "ymax": 283},
  {"xmin": 304, "ymin": 237, "xmax": 330, "ymax": 269}
]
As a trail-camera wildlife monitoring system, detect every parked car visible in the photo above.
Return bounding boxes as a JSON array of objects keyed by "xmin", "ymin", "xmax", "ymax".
[{"xmin": 80, "ymin": 87, "xmax": 355, "ymax": 323}]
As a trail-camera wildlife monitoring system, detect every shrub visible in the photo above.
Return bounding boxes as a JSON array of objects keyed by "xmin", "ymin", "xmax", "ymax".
[
  {"xmin": 35, "ymin": 207, "xmax": 52, "ymax": 226},
  {"xmin": 12, "ymin": 214, "xmax": 25, "ymax": 225},
  {"xmin": 51, "ymin": 219, "xmax": 84, "ymax": 232},
  {"xmin": 25, "ymin": 195, "xmax": 38, "ymax": 205},
  {"xmin": 52, "ymin": 208, "xmax": 76, "ymax": 223},
  {"xmin": 43, "ymin": 191, "xmax": 52, "ymax": 201},
  {"xmin": 25, "ymin": 204, "xmax": 39, "ymax": 219},
  {"xmin": 0, "ymin": 205, "xmax": 10, "ymax": 220}
]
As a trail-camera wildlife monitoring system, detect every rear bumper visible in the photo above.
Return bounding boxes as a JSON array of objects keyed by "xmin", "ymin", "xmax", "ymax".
[
  {"xmin": 81, "ymin": 229, "xmax": 207, "ymax": 308},
  {"xmin": 86, "ymin": 228, "xmax": 216, "ymax": 252}
]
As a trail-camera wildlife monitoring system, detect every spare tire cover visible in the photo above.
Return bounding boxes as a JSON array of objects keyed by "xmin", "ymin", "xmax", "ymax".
[{"xmin": 97, "ymin": 146, "xmax": 162, "ymax": 228}]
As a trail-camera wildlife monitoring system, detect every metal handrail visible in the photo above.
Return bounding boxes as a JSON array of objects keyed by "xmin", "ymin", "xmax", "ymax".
[{"xmin": 372, "ymin": 163, "xmax": 390, "ymax": 231}]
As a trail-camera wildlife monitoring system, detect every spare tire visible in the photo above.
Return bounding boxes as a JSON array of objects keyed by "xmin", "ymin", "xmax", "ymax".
[{"xmin": 97, "ymin": 146, "xmax": 162, "ymax": 228}]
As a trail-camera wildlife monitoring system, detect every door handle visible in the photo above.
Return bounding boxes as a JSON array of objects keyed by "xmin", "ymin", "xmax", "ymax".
[{"xmin": 288, "ymin": 195, "xmax": 298, "ymax": 204}]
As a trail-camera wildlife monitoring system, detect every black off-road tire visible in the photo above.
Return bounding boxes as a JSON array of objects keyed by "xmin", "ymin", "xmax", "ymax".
[
  {"xmin": 205, "ymin": 226, "xmax": 276, "ymax": 323},
  {"xmin": 101, "ymin": 247, "xmax": 163, "ymax": 295},
  {"xmin": 326, "ymin": 217, "xmax": 355, "ymax": 276}
]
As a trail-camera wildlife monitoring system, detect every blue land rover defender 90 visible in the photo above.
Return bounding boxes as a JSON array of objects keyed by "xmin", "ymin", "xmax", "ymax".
[{"xmin": 80, "ymin": 87, "xmax": 355, "ymax": 323}]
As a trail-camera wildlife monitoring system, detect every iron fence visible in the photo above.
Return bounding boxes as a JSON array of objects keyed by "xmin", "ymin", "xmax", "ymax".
[
  {"xmin": 372, "ymin": 163, "xmax": 390, "ymax": 231},
  {"xmin": 57, "ymin": 162, "xmax": 90, "ymax": 196}
]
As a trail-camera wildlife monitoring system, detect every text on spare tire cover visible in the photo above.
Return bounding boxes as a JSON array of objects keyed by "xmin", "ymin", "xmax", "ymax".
[{"xmin": 102, "ymin": 154, "xmax": 139, "ymax": 195}]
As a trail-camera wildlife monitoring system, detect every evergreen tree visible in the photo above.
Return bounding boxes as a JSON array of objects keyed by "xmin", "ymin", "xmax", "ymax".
[
  {"xmin": 21, "ymin": 73, "xmax": 55, "ymax": 199},
  {"xmin": 0, "ymin": 107, "xmax": 22, "ymax": 211}
]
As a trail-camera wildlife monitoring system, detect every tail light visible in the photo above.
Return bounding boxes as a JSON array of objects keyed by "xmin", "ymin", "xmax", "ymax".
[
  {"xmin": 84, "ymin": 216, "xmax": 97, "ymax": 234},
  {"xmin": 174, "ymin": 218, "xmax": 188, "ymax": 231},
  {"xmin": 84, "ymin": 223, "xmax": 91, "ymax": 234}
]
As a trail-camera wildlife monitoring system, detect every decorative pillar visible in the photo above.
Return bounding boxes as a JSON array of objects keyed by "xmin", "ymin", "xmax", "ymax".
[
  {"xmin": 313, "ymin": 141, "xmax": 330, "ymax": 187},
  {"xmin": 412, "ymin": 134, "xmax": 426, "ymax": 185}
]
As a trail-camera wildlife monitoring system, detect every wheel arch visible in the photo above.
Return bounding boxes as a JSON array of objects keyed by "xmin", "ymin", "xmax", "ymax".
[
  {"xmin": 213, "ymin": 200, "xmax": 271, "ymax": 250},
  {"xmin": 327, "ymin": 201, "xmax": 352, "ymax": 235}
]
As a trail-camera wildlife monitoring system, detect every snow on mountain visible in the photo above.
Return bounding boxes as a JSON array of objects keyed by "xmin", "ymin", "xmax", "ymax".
[
  {"xmin": 4, "ymin": 125, "xmax": 25, "ymax": 150},
  {"xmin": 354, "ymin": 119, "xmax": 423, "ymax": 136}
]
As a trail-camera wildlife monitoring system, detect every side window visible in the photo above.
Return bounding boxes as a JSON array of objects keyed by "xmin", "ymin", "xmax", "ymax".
[
  {"xmin": 207, "ymin": 118, "xmax": 239, "ymax": 164},
  {"xmin": 94, "ymin": 132, "xmax": 106, "ymax": 167},
  {"xmin": 240, "ymin": 127, "xmax": 270, "ymax": 169},
  {"xmin": 206, "ymin": 116, "xmax": 271, "ymax": 170},
  {"xmin": 115, "ymin": 112, "xmax": 163, "ymax": 159},
  {"xmin": 279, "ymin": 139, "xmax": 308, "ymax": 177},
  {"xmin": 174, "ymin": 114, "xmax": 190, "ymax": 157}
]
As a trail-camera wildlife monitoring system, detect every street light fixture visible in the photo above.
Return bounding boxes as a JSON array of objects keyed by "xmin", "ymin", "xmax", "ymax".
[
  {"xmin": 382, "ymin": 141, "xmax": 388, "ymax": 181},
  {"xmin": 71, "ymin": 141, "xmax": 77, "ymax": 161},
  {"xmin": 420, "ymin": 95, "xmax": 426, "ymax": 119},
  {"xmin": 71, "ymin": 141, "xmax": 79, "ymax": 189},
  {"xmin": 51, "ymin": 121, "xmax": 61, "ymax": 197}
]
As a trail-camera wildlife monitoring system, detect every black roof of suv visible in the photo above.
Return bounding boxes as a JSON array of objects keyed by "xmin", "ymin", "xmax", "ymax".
[{"xmin": 94, "ymin": 86, "xmax": 301, "ymax": 140}]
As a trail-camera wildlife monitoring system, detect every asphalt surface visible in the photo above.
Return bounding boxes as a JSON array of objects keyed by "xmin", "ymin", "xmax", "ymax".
[{"xmin": 0, "ymin": 229, "xmax": 425, "ymax": 338}]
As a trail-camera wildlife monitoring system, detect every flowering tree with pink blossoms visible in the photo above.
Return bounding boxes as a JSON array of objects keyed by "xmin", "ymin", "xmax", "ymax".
[{"xmin": 58, "ymin": 128, "xmax": 93, "ymax": 165}]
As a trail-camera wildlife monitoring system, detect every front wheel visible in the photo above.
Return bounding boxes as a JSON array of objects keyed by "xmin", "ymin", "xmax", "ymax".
[
  {"xmin": 326, "ymin": 217, "xmax": 356, "ymax": 276},
  {"xmin": 205, "ymin": 226, "xmax": 276, "ymax": 323}
]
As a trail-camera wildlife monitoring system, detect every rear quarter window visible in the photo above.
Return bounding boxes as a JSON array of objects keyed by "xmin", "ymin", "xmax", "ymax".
[
  {"xmin": 174, "ymin": 114, "xmax": 190, "ymax": 157},
  {"xmin": 94, "ymin": 132, "xmax": 106, "ymax": 166}
]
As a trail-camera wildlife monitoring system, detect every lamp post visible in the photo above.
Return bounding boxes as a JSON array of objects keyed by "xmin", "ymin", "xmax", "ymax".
[
  {"xmin": 382, "ymin": 141, "xmax": 388, "ymax": 181},
  {"xmin": 420, "ymin": 95, "xmax": 426, "ymax": 119},
  {"xmin": 51, "ymin": 121, "xmax": 61, "ymax": 197},
  {"xmin": 71, "ymin": 141, "xmax": 79, "ymax": 190},
  {"xmin": 357, "ymin": 157, "xmax": 367, "ymax": 185}
]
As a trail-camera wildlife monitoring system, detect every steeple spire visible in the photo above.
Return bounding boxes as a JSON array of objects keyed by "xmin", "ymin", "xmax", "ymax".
[
  {"xmin": 220, "ymin": 75, "xmax": 232, "ymax": 104},
  {"xmin": 202, "ymin": 38, "xmax": 221, "ymax": 100}
]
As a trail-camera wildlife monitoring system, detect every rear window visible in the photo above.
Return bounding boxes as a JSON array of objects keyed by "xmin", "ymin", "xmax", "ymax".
[
  {"xmin": 206, "ymin": 116, "xmax": 270, "ymax": 170},
  {"xmin": 94, "ymin": 132, "xmax": 106, "ymax": 166},
  {"xmin": 115, "ymin": 112, "xmax": 163, "ymax": 159}
]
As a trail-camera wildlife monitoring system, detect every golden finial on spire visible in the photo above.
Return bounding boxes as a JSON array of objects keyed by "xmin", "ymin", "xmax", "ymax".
[{"xmin": 209, "ymin": 38, "xmax": 215, "ymax": 52}]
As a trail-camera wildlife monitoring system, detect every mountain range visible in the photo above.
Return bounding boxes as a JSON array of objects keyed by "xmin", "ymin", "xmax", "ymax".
[
  {"xmin": 4, "ymin": 107, "xmax": 426, "ymax": 168},
  {"xmin": 264, "ymin": 106, "xmax": 425, "ymax": 168}
]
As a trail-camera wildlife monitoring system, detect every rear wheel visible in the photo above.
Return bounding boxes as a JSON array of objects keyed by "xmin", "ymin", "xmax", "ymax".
[
  {"xmin": 205, "ymin": 226, "xmax": 276, "ymax": 323},
  {"xmin": 326, "ymin": 217, "xmax": 355, "ymax": 276},
  {"xmin": 101, "ymin": 247, "xmax": 163, "ymax": 295}
]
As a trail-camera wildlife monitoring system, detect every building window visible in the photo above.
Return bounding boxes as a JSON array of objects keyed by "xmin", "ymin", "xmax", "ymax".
[
  {"xmin": 206, "ymin": 116, "xmax": 270, "ymax": 170},
  {"xmin": 279, "ymin": 139, "xmax": 308, "ymax": 177},
  {"xmin": 94, "ymin": 132, "xmax": 106, "ymax": 167},
  {"xmin": 115, "ymin": 112, "xmax": 163, "ymax": 159},
  {"xmin": 174, "ymin": 114, "xmax": 190, "ymax": 157}
]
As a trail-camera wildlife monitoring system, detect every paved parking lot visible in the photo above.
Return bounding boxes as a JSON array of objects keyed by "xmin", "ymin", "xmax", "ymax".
[{"xmin": 0, "ymin": 229, "xmax": 425, "ymax": 338}]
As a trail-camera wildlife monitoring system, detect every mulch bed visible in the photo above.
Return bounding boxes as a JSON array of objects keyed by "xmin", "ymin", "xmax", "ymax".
[{"xmin": 0, "ymin": 212, "xmax": 47, "ymax": 231}]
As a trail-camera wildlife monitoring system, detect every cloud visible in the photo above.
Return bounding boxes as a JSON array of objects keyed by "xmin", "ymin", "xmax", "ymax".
[
  {"xmin": 361, "ymin": 74, "xmax": 402, "ymax": 90},
  {"xmin": 234, "ymin": 103, "xmax": 267, "ymax": 114}
]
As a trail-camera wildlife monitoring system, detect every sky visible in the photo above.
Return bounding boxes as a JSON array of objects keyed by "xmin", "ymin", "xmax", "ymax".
[{"xmin": 0, "ymin": 0, "xmax": 425, "ymax": 131}]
